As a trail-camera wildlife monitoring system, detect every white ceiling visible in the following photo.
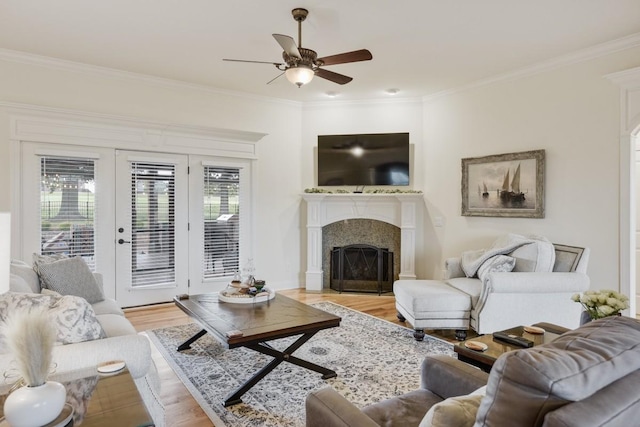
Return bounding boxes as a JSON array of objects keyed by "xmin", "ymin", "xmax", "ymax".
[{"xmin": 2, "ymin": 1, "xmax": 640, "ymax": 103}]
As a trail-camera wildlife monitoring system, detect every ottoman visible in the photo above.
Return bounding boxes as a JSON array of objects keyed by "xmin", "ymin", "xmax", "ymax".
[{"xmin": 394, "ymin": 280, "xmax": 471, "ymax": 341}]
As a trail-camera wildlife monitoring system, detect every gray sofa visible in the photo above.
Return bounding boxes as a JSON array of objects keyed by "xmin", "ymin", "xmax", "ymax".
[
  {"xmin": 2, "ymin": 260, "xmax": 165, "ymax": 426},
  {"xmin": 306, "ymin": 316, "xmax": 640, "ymax": 427}
]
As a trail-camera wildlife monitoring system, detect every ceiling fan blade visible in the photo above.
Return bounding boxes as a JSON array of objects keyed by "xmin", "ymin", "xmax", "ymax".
[
  {"xmin": 317, "ymin": 49, "xmax": 372, "ymax": 66},
  {"xmin": 223, "ymin": 58, "xmax": 284, "ymax": 66},
  {"xmin": 273, "ymin": 34, "xmax": 302, "ymax": 59},
  {"xmin": 315, "ymin": 68, "xmax": 353, "ymax": 85},
  {"xmin": 266, "ymin": 72, "xmax": 284, "ymax": 85}
]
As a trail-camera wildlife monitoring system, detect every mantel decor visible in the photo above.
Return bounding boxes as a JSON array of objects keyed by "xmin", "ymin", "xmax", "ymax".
[
  {"xmin": 461, "ymin": 149, "xmax": 545, "ymax": 218},
  {"xmin": 304, "ymin": 188, "xmax": 422, "ymax": 194}
]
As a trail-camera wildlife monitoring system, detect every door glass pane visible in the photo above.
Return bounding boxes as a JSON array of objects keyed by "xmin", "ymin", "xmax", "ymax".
[
  {"xmin": 130, "ymin": 162, "xmax": 176, "ymax": 287},
  {"xmin": 203, "ymin": 166, "xmax": 240, "ymax": 278},
  {"xmin": 40, "ymin": 157, "xmax": 96, "ymax": 270}
]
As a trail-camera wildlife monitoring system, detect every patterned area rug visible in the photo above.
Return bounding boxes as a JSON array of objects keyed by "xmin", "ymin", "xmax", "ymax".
[{"xmin": 148, "ymin": 301, "xmax": 454, "ymax": 427}]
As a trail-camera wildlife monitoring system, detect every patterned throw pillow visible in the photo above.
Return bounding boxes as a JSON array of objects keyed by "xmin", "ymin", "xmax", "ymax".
[
  {"xmin": 0, "ymin": 292, "xmax": 106, "ymax": 349},
  {"xmin": 419, "ymin": 386, "xmax": 486, "ymax": 427},
  {"xmin": 34, "ymin": 256, "xmax": 104, "ymax": 304},
  {"xmin": 477, "ymin": 255, "xmax": 516, "ymax": 284}
]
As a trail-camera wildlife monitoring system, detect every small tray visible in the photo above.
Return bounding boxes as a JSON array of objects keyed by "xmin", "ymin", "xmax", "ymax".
[
  {"xmin": 523, "ymin": 325, "xmax": 545, "ymax": 334},
  {"xmin": 218, "ymin": 289, "xmax": 275, "ymax": 304},
  {"xmin": 464, "ymin": 340, "xmax": 488, "ymax": 352}
]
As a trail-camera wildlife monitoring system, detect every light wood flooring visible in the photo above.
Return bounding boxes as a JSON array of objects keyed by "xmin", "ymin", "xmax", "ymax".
[{"xmin": 123, "ymin": 289, "xmax": 457, "ymax": 427}]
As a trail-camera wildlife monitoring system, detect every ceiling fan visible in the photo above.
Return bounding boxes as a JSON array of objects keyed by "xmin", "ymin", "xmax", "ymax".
[{"xmin": 223, "ymin": 8, "xmax": 372, "ymax": 88}]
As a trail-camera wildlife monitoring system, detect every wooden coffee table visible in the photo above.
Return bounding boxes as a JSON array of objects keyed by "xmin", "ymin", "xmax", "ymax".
[
  {"xmin": 454, "ymin": 323, "xmax": 567, "ymax": 372},
  {"xmin": 174, "ymin": 293, "xmax": 341, "ymax": 407}
]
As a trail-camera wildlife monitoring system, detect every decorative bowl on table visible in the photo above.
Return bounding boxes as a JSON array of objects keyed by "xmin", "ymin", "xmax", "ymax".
[
  {"xmin": 218, "ymin": 280, "xmax": 276, "ymax": 304},
  {"xmin": 254, "ymin": 279, "xmax": 266, "ymax": 291}
]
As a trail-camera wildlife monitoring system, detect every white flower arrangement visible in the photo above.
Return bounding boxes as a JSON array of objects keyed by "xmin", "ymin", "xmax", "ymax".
[
  {"xmin": 571, "ymin": 289, "xmax": 629, "ymax": 320},
  {"xmin": 1, "ymin": 307, "xmax": 56, "ymax": 387}
]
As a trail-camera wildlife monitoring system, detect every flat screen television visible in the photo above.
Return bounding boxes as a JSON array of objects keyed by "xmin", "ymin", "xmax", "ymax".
[{"xmin": 317, "ymin": 132, "xmax": 410, "ymax": 186}]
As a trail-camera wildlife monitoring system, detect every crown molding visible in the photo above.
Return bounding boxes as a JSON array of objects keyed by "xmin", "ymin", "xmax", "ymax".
[
  {"xmin": 2, "ymin": 31, "xmax": 639, "ymax": 108},
  {"xmin": 0, "ymin": 101, "xmax": 267, "ymax": 159},
  {"xmin": 303, "ymin": 96, "xmax": 422, "ymax": 109},
  {"xmin": 606, "ymin": 65, "xmax": 640, "ymax": 87},
  {"xmin": 423, "ymin": 32, "xmax": 640, "ymax": 103},
  {"xmin": 0, "ymin": 48, "xmax": 301, "ymax": 108}
]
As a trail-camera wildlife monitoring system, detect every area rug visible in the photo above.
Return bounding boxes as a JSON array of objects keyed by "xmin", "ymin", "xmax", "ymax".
[{"xmin": 147, "ymin": 301, "xmax": 455, "ymax": 427}]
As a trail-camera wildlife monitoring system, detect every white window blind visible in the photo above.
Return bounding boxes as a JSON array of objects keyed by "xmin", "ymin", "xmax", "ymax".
[
  {"xmin": 40, "ymin": 157, "xmax": 96, "ymax": 270},
  {"xmin": 203, "ymin": 166, "xmax": 240, "ymax": 278},
  {"xmin": 130, "ymin": 162, "xmax": 176, "ymax": 287}
]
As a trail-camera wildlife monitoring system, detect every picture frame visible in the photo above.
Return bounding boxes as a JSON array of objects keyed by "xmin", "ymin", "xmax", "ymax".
[{"xmin": 461, "ymin": 149, "xmax": 545, "ymax": 218}]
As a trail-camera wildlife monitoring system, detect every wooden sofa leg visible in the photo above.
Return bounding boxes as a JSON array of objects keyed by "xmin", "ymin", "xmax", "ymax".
[
  {"xmin": 455, "ymin": 330, "xmax": 467, "ymax": 341},
  {"xmin": 397, "ymin": 312, "xmax": 406, "ymax": 322},
  {"xmin": 413, "ymin": 329, "xmax": 425, "ymax": 341}
]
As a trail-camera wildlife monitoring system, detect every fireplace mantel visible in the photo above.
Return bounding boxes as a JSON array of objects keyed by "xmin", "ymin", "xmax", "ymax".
[{"xmin": 302, "ymin": 193, "xmax": 423, "ymax": 291}]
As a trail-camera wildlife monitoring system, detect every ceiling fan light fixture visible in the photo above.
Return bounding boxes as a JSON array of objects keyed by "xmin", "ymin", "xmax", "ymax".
[{"xmin": 285, "ymin": 66, "xmax": 314, "ymax": 87}]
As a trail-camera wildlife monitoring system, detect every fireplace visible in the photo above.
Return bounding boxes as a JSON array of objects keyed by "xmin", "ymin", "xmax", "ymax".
[
  {"xmin": 330, "ymin": 244, "xmax": 393, "ymax": 294},
  {"xmin": 302, "ymin": 193, "xmax": 423, "ymax": 292}
]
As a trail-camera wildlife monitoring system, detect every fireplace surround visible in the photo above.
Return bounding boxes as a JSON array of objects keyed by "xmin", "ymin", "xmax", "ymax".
[{"xmin": 302, "ymin": 193, "xmax": 423, "ymax": 292}]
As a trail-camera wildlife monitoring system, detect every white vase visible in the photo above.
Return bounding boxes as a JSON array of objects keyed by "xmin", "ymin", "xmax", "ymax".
[{"xmin": 3, "ymin": 381, "xmax": 66, "ymax": 427}]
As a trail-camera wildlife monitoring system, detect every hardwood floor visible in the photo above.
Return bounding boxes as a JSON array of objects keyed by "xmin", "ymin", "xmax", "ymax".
[{"xmin": 123, "ymin": 289, "xmax": 455, "ymax": 427}]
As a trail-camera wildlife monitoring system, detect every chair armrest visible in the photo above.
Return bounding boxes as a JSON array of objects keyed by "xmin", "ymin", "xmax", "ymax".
[
  {"xmin": 421, "ymin": 355, "xmax": 489, "ymax": 398},
  {"xmin": 50, "ymin": 334, "xmax": 151, "ymax": 379},
  {"xmin": 444, "ymin": 257, "xmax": 465, "ymax": 279},
  {"xmin": 486, "ymin": 272, "xmax": 589, "ymax": 294},
  {"xmin": 306, "ymin": 387, "xmax": 379, "ymax": 427}
]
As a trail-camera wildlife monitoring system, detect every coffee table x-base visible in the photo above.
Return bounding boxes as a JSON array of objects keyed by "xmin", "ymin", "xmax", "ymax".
[{"xmin": 174, "ymin": 293, "xmax": 341, "ymax": 407}]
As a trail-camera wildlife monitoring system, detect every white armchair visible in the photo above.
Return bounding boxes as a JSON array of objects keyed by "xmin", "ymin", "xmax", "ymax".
[{"xmin": 444, "ymin": 244, "xmax": 590, "ymax": 334}]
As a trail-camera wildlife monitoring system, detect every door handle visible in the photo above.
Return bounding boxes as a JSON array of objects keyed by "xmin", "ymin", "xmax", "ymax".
[{"xmin": 118, "ymin": 239, "xmax": 131, "ymax": 244}]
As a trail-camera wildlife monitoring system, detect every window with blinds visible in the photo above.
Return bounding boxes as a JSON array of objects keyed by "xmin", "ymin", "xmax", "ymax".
[
  {"xmin": 130, "ymin": 162, "xmax": 176, "ymax": 287},
  {"xmin": 203, "ymin": 166, "xmax": 240, "ymax": 278},
  {"xmin": 40, "ymin": 157, "xmax": 96, "ymax": 270}
]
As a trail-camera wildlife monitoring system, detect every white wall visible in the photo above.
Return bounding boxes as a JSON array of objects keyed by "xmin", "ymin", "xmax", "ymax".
[
  {"xmin": 300, "ymin": 99, "xmax": 432, "ymax": 277},
  {"xmin": 421, "ymin": 46, "xmax": 640, "ymax": 290},
  {"xmin": 302, "ymin": 46, "xmax": 640, "ymax": 292},
  {"xmin": 2, "ymin": 44, "xmax": 640, "ymax": 293},
  {"xmin": 0, "ymin": 59, "xmax": 304, "ymax": 289}
]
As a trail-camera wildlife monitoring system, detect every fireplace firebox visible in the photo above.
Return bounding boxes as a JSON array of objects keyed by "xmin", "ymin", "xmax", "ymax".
[{"xmin": 330, "ymin": 244, "xmax": 394, "ymax": 295}]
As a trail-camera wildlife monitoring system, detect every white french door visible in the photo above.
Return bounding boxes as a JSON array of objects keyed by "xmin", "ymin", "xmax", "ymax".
[
  {"xmin": 20, "ymin": 143, "xmax": 252, "ymax": 307},
  {"xmin": 114, "ymin": 150, "xmax": 189, "ymax": 306}
]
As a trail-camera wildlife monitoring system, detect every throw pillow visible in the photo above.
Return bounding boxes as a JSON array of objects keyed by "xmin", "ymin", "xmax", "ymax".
[
  {"xmin": 419, "ymin": 386, "xmax": 486, "ymax": 427},
  {"xmin": 0, "ymin": 292, "xmax": 106, "ymax": 349},
  {"xmin": 36, "ymin": 257, "xmax": 105, "ymax": 304},
  {"xmin": 477, "ymin": 255, "xmax": 516, "ymax": 283},
  {"xmin": 509, "ymin": 238, "xmax": 555, "ymax": 272}
]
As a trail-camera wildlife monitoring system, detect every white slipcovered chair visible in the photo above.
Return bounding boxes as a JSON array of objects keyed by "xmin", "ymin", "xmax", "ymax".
[{"xmin": 394, "ymin": 235, "xmax": 590, "ymax": 340}]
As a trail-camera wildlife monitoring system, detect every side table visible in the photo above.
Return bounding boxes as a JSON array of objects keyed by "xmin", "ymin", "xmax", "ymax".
[
  {"xmin": 0, "ymin": 367, "xmax": 154, "ymax": 427},
  {"xmin": 454, "ymin": 323, "xmax": 567, "ymax": 372}
]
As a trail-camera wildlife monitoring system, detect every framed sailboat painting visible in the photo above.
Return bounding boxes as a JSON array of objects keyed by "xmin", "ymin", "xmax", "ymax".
[{"xmin": 461, "ymin": 149, "xmax": 545, "ymax": 218}]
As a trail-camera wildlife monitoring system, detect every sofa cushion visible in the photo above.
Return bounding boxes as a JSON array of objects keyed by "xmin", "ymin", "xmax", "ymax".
[
  {"xmin": 445, "ymin": 278, "xmax": 482, "ymax": 307},
  {"xmin": 9, "ymin": 273, "xmax": 33, "ymax": 293},
  {"xmin": 475, "ymin": 316, "xmax": 640, "ymax": 427},
  {"xmin": 0, "ymin": 292, "xmax": 106, "ymax": 349},
  {"xmin": 461, "ymin": 234, "xmax": 551, "ymax": 277},
  {"xmin": 419, "ymin": 386, "xmax": 486, "ymax": 427},
  {"xmin": 509, "ymin": 240, "xmax": 555, "ymax": 272},
  {"xmin": 10, "ymin": 260, "xmax": 41, "ymax": 293},
  {"xmin": 97, "ymin": 314, "xmax": 137, "ymax": 337},
  {"xmin": 363, "ymin": 389, "xmax": 439, "ymax": 427},
  {"xmin": 91, "ymin": 299, "xmax": 125, "ymax": 316},
  {"xmin": 476, "ymin": 255, "xmax": 515, "ymax": 284},
  {"xmin": 36, "ymin": 256, "xmax": 105, "ymax": 304}
]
